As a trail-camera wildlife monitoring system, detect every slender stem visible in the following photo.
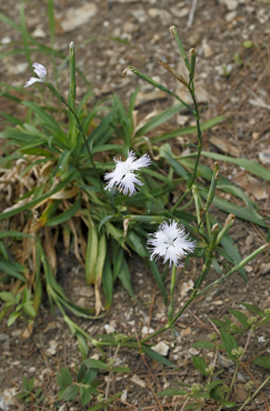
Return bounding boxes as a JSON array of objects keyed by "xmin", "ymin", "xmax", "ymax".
[
  {"xmin": 171, "ymin": 82, "xmax": 202, "ymax": 214},
  {"xmin": 171, "ymin": 190, "xmax": 189, "ymax": 213},
  {"xmin": 226, "ymin": 361, "xmax": 240, "ymax": 400},
  {"xmin": 168, "ymin": 264, "xmax": 177, "ymax": 323},
  {"xmin": 197, "ymin": 243, "xmax": 268, "ymax": 297},
  {"xmin": 141, "ymin": 256, "xmax": 213, "ymax": 344},
  {"xmin": 237, "ymin": 374, "xmax": 270, "ymax": 411},
  {"xmin": 46, "ymin": 81, "xmax": 103, "ymax": 190},
  {"xmin": 187, "ymin": 86, "xmax": 202, "ymax": 191},
  {"xmin": 140, "ymin": 185, "xmax": 208, "ymax": 242}
]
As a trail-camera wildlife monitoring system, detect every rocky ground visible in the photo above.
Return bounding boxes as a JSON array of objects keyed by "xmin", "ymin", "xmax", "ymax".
[{"xmin": 0, "ymin": 0, "xmax": 270, "ymax": 410}]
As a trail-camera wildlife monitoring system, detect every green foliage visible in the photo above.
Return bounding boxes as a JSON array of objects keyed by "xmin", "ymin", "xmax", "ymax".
[
  {"xmin": 16, "ymin": 377, "xmax": 44, "ymax": 407},
  {"xmin": 0, "ymin": 287, "xmax": 35, "ymax": 327},
  {"xmin": 158, "ymin": 302, "xmax": 270, "ymax": 410},
  {"xmin": 56, "ymin": 358, "xmax": 129, "ymax": 407}
]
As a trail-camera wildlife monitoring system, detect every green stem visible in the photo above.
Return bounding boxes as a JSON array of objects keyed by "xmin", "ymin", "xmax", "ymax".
[
  {"xmin": 46, "ymin": 82, "xmax": 103, "ymax": 191},
  {"xmin": 140, "ymin": 185, "xmax": 207, "ymax": 241},
  {"xmin": 168, "ymin": 264, "xmax": 177, "ymax": 323},
  {"xmin": 237, "ymin": 374, "xmax": 270, "ymax": 411},
  {"xmin": 187, "ymin": 86, "xmax": 202, "ymax": 191},
  {"xmin": 171, "ymin": 83, "xmax": 202, "ymax": 213},
  {"xmin": 197, "ymin": 243, "xmax": 268, "ymax": 297},
  {"xmin": 224, "ymin": 360, "xmax": 240, "ymax": 405},
  {"xmin": 141, "ymin": 256, "xmax": 213, "ymax": 344}
]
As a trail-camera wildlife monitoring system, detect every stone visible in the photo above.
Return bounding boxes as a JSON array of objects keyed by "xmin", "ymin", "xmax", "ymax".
[
  {"xmin": 78, "ymin": 286, "xmax": 94, "ymax": 298},
  {"xmin": 170, "ymin": 6, "xmax": 189, "ymax": 18},
  {"xmin": 148, "ymin": 8, "xmax": 171, "ymax": 22},
  {"xmin": 104, "ymin": 321, "xmax": 116, "ymax": 334},
  {"xmin": 11, "ymin": 329, "xmax": 22, "ymax": 337},
  {"xmin": 46, "ymin": 340, "xmax": 58, "ymax": 356},
  {"xmin": 32, "ymin": 27, "xmax": 46, "ymax": 38},
  {"xmin": 225, "ymin": 11, "xmax": 237, "ymax": 21},
  {"xmin": 259, "ymin": 150, "xmax": 270, "ymax": 165},
  {"xmin": 260, "ymin": 263, "xmax": 270, "ymax": 275},
  {"xmin": 152, "ymin": 341, "xmax": 170, "ymax": 356},
  {"xmin": 141, "ymin": 326, "xmax": 154, "ymax": 336},
  {"xmin": 135, "ymin": 90, "xmax": 167, "ymax": 107},
  {"xmin": 188, "ymin": 347, "xmax": 199, "ymax": 356},
  {"xmin": 222, "ymin": 0, "xmax": 239, "ymax": 10},
  {"xmin": 132, "ymin": 10, "xmax": 147, "ymax": 23},
  {"xmin": 58, "ymin": 4, "xmax": 98, "ymax": 32},
  {"xmin": 1, "ymin": 37, "xmax": 11, "ymax": 45},
  {"xmin": 131, "ymin": 375, "xmax": 146, "ymax": 388},
  {"xmin": 0, "ymin": 333, "xmax": 9, "ymax": 342},
  {"xmin": 121, "ymin": 389, "xmax": 128, "ymax": 401},
  {"xmin": 181, "ymin": 280, "xmax": 194, "ymax": 297},
  {"xmin": 1, "ymin": 388, "xmax": 17, "ymax": 408},
  {"xmin": 12, "ymin": 63, "xmax": 28, "ymax": 75},
  {"xmin": 202, "ymin": 43, "xmax": 213, "ymax": 58},
  {"xmin": 76, "ymin": 297, "xmax": 87, "ymax": 308}
]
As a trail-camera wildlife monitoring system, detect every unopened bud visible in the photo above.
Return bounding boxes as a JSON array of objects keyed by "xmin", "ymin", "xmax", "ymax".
[
  {"xmin": 211, "ymin": 223, "xmax": 219, "ymax": 234},
  {"xmin": 245, "ymin": 380, "xmax": 254, "ymax": 391},
  {"xmin": 224, "ymin": 213, "xmax": 235, "ymax": 227},
  {"xmin": 248, "ymin": 317, "xmax": 257, "ymax": 326},
  {"xmin": 209, "ymin": 332, "xmax": 218, "ymax": 341},
  {"xmin": 122, "ymin": 67, "xmax": 130, "ymax": 78},
  {"xmin": 191, "ymin": 383, "xmax": 201, "ymax": 394}
]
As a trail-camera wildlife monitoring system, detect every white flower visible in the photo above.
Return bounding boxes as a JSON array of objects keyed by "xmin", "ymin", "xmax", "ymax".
[
  {"xmin": 147, "ymin": 220, "xmax": 196, "ymax": 267},
  {"xmin": 104, "ymin": 151, "xmax": 151, "ymax": 196},
  {"xmin": 24, "ymin": 62, "xmax": 47, "ymax": 88}
]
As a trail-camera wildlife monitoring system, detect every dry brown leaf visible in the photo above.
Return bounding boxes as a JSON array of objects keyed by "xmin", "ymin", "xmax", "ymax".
[
  {"xmin": 209, "ymin": 136, "xmax": 241, "ymax": 157},
  {"xmin": 43, "ymin": 227, "xmax": 57, "ymax": 276},
  {"xmin": 232, "ymin": 172, "xmax": 268, "ymax": 200}
]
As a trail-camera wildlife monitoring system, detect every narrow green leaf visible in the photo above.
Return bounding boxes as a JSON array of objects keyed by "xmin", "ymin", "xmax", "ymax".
[
  {"xmin": 127, "ymin": 231, "xmax": 148, "ymax": 258},
  {"xmin": 23, "ymin": 302, "xmax": 36, "ymax": 317},
  {"xmin": 77, "ymin": 363, "xmax": 87, "ymax": 383},
  {"xmin": 111, "ymin": 366, "xmax": 130, "ymax": 373},
  {"xmin": 76, "ymin": 332, "xmax": 89, "ymax": 361},
  {"xmin": 7, "ymin": 311, "xmax": 20, "ymax": 326},
  {"xmin": 192, "ymin": 341, "xmax": 215, "ymax": 349},
  {"xmin": 80, "ymin": 386, "xmax": 91, "ymax": 406},
  {"xmin": 0, "ymin": 292, "xmax": 17, "ymax": 303},
  {"xmin": 60, "ymin": 367, "xmax": 72, "ymax": 385},
  {"xmin": 253, "ymin": 356, "xmax": 270, "ymax": 369},
  {"xmin": 118, "ymin": 258, "xmax": 134, "ymax": 298},
  {"xmin": 240, "ymin": 302, "xmax": 264, "ymax": 317},
  {"xmin": 220, "ymin": 400, "xmax": 237, "ymax": 408},
  {"xmin": 227, "ymin": 309, "xmax": 249, "ymax": 328},
  {"xmin": 46, "ymin": 196, "xmax": 81, "ymax": 227},
  {"xmin": 83, "ymin": 359, "xmax": 109, "ymax": 370},
  {"xmin": 28, "ymin": 377, "xmax": 35, "ymax": 392},
  {"xmin": 0, "ymin": 170, "xmax": 78, "ymax": 220},
  {"xmin": 220, "ymin": 330, "xmax": 238, "ymax": 360},
  {"xmin": 0, "ymin": 258, "xmax": 26, "ymax": 282},
  {"xmin": 60, "ymin": 385, "xmax": 78, "ymax": 401},
  {"xmin": 135, "ymin": 103, "xmax": 184, "ymax": 137},
  {"xmin": 158, "ymin": 389, "xmax": 188, "ymax": 396},
  {"xmin": 82, "ymin": 369, "xmax": 98, "ymax": 384},
  {"xmin": 160, "ymin": 144, "xmax": 189, "ymax": 179},
  {"xmin": 103, "ymin": 253, "xmax": 113, "ymax": 310},
  {"xmin": 143, "ymin": 346, "xmax": 176, "ymax": 368},
  {"xmin": 148, "ymin": 260, "xmax": 168, "ymax": 305},
  {"xmin": 151, "ymin": 116, "xmax": 226, "ymax": 143},
  {"xmin": 192, "ymin": 356, "xmax": 208, "ymax": 376},
  {"xmin": 201, "ymin": 151, "xmax": 270, "ymax": 181}
]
